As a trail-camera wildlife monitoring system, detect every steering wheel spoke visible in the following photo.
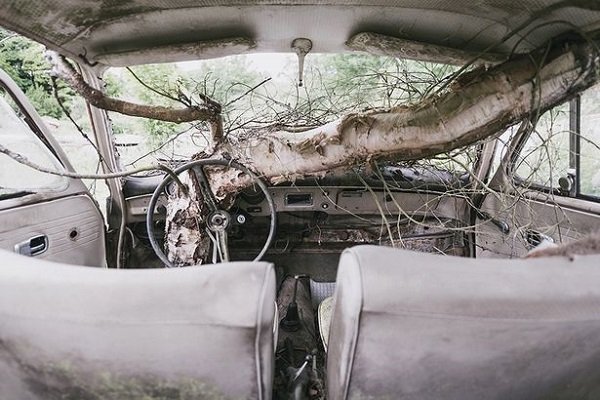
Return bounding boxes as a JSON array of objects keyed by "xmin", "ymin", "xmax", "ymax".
[
  {"xmin": 146, "ymin": 159, "xmax": 276, "ymax": 267},
  {"xmin": 205, "ymin": 227, "xmax": 230, "ymax": 263},
  {"xmin": 189, "ymin": 165, "xmax": 219, "ymax": 213},
  {"xmin": 216, "ymin": 230, "xmax": 229, "ymax": 262}
]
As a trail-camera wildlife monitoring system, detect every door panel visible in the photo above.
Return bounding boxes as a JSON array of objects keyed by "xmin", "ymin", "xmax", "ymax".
[
  {"xmin": 0, "ymin": 195, "xmax": 105, "ymax": 266},
  {"xmin": 477, "ymin": 98, "xmax": 600, "ymax": 258},
  {"xmin": 0, "ymin": 69, "xmax": 106, "ymax": 267},
  {"xmin": 476, "ymin": 192, "xmax": 600, "ymax": 258}
]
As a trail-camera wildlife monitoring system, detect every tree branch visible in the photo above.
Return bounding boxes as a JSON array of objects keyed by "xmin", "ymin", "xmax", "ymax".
[
  {"xmin": 0, "ymin": 143, "xmax": 188, "ymax": 193},
  {"xmin": 46, "ymin": 51, "xmax": 221, "ymax": 123},
  {"xmin": 225, "ymin": 36, "xmax": 600, "ymax": 184}
]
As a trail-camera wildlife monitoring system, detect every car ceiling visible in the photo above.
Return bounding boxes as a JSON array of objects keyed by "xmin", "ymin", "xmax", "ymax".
[{"xmin": 1, "ymin": 1, "xmax": 600, "ymax": 66}]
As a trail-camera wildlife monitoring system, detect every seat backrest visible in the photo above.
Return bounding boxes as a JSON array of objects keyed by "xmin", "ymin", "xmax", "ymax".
[
  {"xmin": 0, "ymin": 250, "xmax": 276, "ymax": 400},
  {"xmin": 327, "ymin": 245, "xmax": 600, "ymax": 400}
]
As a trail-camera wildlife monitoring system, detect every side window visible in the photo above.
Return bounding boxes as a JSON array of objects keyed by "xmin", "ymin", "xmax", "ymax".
[
  {"xmin": 510, "ymin": 83, "xmax": 600, "ymax": 201},
  {"xmin": 514, "ymin": 103, "xmax": 570, "ymax": 189},
  {"xmin": 0, "ymin": 84, "xmax": 67, "ymax": 199},
  {"xmin": 580, "ymin": 86, "xmax": 600, "ymax": 197}
]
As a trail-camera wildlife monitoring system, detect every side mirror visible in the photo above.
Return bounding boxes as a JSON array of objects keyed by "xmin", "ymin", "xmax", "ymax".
[{"xmin": 558, "ymin": 168, "xmax": 576, "ymax": 196}]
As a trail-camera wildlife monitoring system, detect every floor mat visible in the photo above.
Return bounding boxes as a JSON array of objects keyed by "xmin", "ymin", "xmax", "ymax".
[{"xmin": 310, "ymin": 279, "xmax": 336, "ymax": 309}]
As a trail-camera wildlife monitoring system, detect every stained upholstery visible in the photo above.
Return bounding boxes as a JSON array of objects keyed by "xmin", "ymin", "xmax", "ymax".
[
  {"xmin": 2, "ymin": 1, "xmax": 599, "ymax": 66},
  {"xmin": 0, "ymin": 250, "xmax": 276, "ymax": 400},
  {"xmin": 327, "ymin": 245, "xmax": 600, "ymax": 400}
]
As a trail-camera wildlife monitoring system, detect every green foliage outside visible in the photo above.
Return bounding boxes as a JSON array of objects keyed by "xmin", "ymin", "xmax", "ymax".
[
  {"xmin": 0, "ymin": 28, "xmax": 73, "ymax": 118},
  {"xmin": 123, "ymin": 63, "xmax": 182, "ymax": 140},
  {"xmin": 183, "ymin": 56, "xmax": 263, "ymax": 104},
  {"xmin": 309, "ymin": 53, "xmax": 454, "ymax": 109}
]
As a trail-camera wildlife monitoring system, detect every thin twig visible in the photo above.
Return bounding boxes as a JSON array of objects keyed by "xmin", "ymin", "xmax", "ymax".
[
  {"xmin": 0, "ymin": 143, "xmax": 188, "ymax": 194},
  {"xmin": 50, "ymin": 76, "xmax": 106, "ymax": 165},
  {"xmin": 126, "ymin": 66, "xmax": 185, "ymax": 105},
  {"xmin": 224, "ymin": 77, "xmax": 272, "ymax": 107}
]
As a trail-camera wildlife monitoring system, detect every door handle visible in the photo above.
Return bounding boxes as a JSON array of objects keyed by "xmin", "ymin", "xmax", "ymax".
[
  {"xmin": 14, "ymin": 235, "xmax": 48, "ymax": 256},
  {"xmin": 524, "ymin": 230, "xmax": 554, "ymax": 249}
]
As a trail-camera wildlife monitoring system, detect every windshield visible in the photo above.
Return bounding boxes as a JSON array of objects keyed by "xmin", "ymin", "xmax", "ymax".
[{"xmin": 104, "ymin": 53, "xmax": 472, "ymax": 176}]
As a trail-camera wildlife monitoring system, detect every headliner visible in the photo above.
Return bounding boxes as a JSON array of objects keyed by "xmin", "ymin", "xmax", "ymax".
[{"xmin": 1, "ymin": 1, "xmax": 600, "ymax": 66}]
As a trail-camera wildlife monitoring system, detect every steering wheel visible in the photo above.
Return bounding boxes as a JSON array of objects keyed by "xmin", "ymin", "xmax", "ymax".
[{"xmin": 146, "ymin": 159, "xmax": 276, "ymax": 267}]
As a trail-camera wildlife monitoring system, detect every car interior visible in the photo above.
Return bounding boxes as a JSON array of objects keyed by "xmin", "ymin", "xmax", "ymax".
[{"xmin": 1, "ymin": 1, "xmax": 600, "ymax": 399}]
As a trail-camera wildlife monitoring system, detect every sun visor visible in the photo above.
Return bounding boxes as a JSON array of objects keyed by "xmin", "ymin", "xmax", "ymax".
[{"xmin": 94, "ymin": 37, "xmax": 257, "ymax": 67}]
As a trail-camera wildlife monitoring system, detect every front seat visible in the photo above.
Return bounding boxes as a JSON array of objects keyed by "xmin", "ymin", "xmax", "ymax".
[
  {"xmin": 327, "ymin": 245, "xmax": 600, "ymax": 400},
  {"xmin": 0, "ymin": 250, "xmax": 276, "ymax": 400}
]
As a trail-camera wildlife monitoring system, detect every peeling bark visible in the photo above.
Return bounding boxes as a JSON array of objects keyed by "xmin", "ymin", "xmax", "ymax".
[
  {"xmin": 164, "ymin": 170, "xmax": 211, "ymax": 266},
  {"xmin": 95, "ymin": 36, "xmax": 257, "ymax": 67},
  {"xmin": 346, "ymin": 32, "xmax": 505, "ymax": 65},
  {"xmin": 164, "ymin": 161, "xmax": 242, "ymax": 266}
]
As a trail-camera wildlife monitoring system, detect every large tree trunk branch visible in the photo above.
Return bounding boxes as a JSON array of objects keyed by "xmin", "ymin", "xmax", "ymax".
[
  {"xmin": 46, "ymin": 34, "xmax": 600, "ymax": 267},
  {"xmin": 171, "ymin": 36, "xmax": 600, "ymax": 266},
  {"xmin": 46, "ymin": 51, "xmax": 221, "ymax": 123},
  {"xmin": 226, "ymin": 38, "xmax": 599, "ymax": 183}
]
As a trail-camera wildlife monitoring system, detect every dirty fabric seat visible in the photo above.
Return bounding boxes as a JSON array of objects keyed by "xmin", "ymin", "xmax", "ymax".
[
  {"xmin": 0, "ymin": 250, "xmax": 276, "ymax": 400},
  {"xmin": 327, "ymin": 245, "xmax": 600, "ymax": 400}
]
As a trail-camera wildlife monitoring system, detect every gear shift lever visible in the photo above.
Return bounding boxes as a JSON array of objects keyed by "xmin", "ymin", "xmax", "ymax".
[{"xmin": 281, "ymin": 274, "xmax": 306, "ymax": 331}]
